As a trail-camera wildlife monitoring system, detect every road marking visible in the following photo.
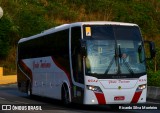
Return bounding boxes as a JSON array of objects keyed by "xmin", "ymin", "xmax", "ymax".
[
  {"xmin": 14, "ymin": 101, "xmax": 29, "ymax": 104},
  {"xmin": 0, "ymin": 97, "xmax": 6, "ymax": 100}
]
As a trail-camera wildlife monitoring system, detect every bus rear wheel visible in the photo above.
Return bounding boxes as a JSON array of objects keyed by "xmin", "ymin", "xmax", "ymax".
[
  {"xmin": 27, "ymin": 82, "xmax": 32, "ymax": 98},
  {"xmin": 62, "ymin": 84, "xmax": 70, "ymax": 105}
]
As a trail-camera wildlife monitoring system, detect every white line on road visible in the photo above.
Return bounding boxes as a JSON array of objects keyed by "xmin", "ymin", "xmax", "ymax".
[
  {"xmin": 0, "ymin": 97, "xmax": 6, "ymax": 100},
  {"xmin": 14, "ymin": 101, "xmax": 29, "ymax": 104}
]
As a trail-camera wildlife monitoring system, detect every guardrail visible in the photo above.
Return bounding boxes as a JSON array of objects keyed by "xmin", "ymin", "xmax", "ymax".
[
  {"xmin": 0, "ymin": 67, "xmax": 17, "ymax": 85},
  {"xmin": 147, "ymin": 86, "xmax": 160, "ymax": 100}
]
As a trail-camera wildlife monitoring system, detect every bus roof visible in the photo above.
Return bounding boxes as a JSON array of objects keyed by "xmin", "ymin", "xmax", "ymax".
[{"xmin": 18, "ymin": 21, "xmax": 138, "ymax": 43}]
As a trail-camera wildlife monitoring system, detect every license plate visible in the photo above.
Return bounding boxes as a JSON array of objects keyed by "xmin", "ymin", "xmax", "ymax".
[{"xmin": 114, "ymin": 96, "xmax": 125, "ymax": 101}]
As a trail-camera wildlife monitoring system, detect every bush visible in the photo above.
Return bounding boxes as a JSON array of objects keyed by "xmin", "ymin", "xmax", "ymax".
[{"xmin": 147, "ymin": 70, "xmax": 160, "ymax": 87}]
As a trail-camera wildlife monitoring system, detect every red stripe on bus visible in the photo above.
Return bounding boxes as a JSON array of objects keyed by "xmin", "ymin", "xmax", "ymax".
[
  {"xmin": 131, "ymin": 91, "xmax": 142, "ymax": 103},
  {"xmin": 20, "ymin": 60, "xmax": 32, "ymax": 79},
  {"xmin": 51, "ymin": 57, "xmax": 71, "ymax": 83},
  {"xmin": 94, "ymin": 92, "xmax": 106, "ymax": 104}
]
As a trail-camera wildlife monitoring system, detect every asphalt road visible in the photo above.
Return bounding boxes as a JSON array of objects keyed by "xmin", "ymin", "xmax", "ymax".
[{"xmin": 0, "ymin": 84, "xmax": 159, "ymax": 113}]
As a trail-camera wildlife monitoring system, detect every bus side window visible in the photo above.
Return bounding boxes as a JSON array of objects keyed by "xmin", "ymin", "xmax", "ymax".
[{"xmin": 71, "ymin": 26, "xmax": 84, "ymax": 84}]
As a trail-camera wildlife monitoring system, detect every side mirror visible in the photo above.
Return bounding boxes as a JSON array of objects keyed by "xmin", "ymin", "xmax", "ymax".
[{"xmin": 144, "ymin": 41, "xmax": 156, "ymax": 60}]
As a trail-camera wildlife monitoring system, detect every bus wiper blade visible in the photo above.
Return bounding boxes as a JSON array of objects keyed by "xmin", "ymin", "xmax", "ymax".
[
  {"xmin": 105, "ymin": 56, "xmax": 115, "ymax": 74},
  {"xmin": 105, "ymin": 43, "xmax": 119, "ymax": 74},
  {"xmin": 124, "ymin": 62, "xmax": 134, "ymax": 76}
]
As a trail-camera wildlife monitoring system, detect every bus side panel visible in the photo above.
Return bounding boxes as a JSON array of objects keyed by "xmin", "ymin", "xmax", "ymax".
[
  {"xmin": 20, "ymin": 56, "xmax": 71, "ymax": 100},
  {"xmin": 17, "ymin": 28, "xmax": 72, "ymax": 101}
]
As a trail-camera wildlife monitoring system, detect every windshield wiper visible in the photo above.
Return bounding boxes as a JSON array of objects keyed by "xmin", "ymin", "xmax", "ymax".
[
  {"xmin": 105, "ymin": 56, "xmax": 115, "ymax": 74},
  {"xmin": 124, "ymin": 61, "xmax": 134, "ymax": 76},
  {"xmin": 105, "ymin": 44, "xmax": 119, "ymax": 74}
]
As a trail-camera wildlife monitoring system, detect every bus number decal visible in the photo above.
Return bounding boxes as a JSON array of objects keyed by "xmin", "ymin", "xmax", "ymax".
[{"xmin": 88, "ymin": 79, "xmax": 98, "ymax": 82}]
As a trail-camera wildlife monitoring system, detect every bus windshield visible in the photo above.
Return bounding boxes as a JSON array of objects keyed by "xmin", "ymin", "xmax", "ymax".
[{"xmin": 83, "ymin": 25, "xmax": 146, "ymax": 78}]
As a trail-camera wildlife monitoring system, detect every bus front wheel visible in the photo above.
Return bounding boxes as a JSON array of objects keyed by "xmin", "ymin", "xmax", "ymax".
[{"xmin": 62, "ymin": 84, "xmax": 70, "ymax": 105}]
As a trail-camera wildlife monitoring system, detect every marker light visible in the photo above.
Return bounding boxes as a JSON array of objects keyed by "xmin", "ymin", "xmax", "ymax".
[{"xmin": 87, "ymin": 85, "xmax": 102, "ymax": 93}]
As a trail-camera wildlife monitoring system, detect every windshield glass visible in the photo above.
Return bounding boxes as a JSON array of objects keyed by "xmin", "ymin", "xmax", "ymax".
[{"xmin": 83, "ymin": 25, "xmax": 146, "ymax": 78}]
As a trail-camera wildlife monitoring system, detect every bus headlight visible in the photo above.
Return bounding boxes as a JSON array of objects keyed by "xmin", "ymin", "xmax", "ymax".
[
  {"xmin": 87, "ymin": 85, "xmax": 102, "ymax": 93},
  {"xmin": 138, "ymin": 84, "xmax": 146, "ymax": 90}
]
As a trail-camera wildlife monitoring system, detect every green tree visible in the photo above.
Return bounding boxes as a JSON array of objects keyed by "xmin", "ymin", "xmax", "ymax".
[{"xmin": 0, "ymin": 14, "xmax": 13, "ymax": 58}]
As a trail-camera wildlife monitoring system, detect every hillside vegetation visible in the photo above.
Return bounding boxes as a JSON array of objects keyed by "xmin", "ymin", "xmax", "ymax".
[{"xmin": 0, "ymin": 0, "xmax": 160, "ymax": 86}]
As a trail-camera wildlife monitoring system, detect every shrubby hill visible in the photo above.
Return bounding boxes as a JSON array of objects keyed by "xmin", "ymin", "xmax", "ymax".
[{"xmin": 0, "ymin": 0, "xmax": 160, "ymax": 86}]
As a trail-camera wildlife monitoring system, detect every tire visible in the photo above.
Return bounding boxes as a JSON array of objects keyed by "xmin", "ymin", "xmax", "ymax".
[
  {"xmin": 27, "ymin": 82, "xmax": 32, "ymax": 98},
  {"xmin": 62, "ymin": 84, "xmax": 70, "ymax": 105}
]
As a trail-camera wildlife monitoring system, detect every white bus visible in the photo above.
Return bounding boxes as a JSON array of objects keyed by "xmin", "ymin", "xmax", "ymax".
[{"xmin": 17, "ymin": 22, "xmax": 155, "ymax": 105}]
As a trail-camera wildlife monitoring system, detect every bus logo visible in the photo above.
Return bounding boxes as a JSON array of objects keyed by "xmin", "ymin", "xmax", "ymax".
[{"xmin": 2, "ymin": 105, "xmax": 11, "ymax": 110}]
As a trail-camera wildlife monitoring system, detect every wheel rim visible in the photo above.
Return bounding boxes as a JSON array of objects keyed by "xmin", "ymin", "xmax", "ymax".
[
  {"xmin": 63, "ymin": 86, "xmax": 69, "ymax": 104},
  {"xmin": 27, "ymin": 84, "xmax": 31, "ymax": 96}
]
